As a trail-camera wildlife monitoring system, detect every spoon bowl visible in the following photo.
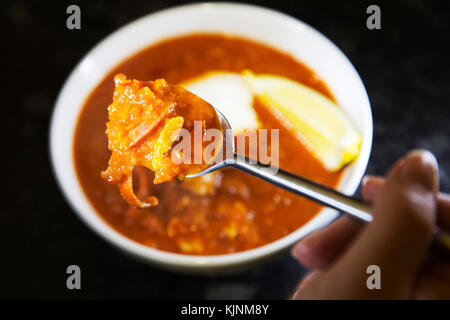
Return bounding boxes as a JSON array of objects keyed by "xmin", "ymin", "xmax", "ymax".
[{"xmin": 185, "ymin": 106, "xmax": 235, "ymax": 178}]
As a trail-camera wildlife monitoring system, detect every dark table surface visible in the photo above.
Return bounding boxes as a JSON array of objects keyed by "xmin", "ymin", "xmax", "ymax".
[{"xmin": 3, "ymin": 0, "xmax": 450, "ymax": 299}]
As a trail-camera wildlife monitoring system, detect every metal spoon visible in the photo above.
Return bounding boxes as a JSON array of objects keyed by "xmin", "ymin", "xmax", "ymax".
[
  {"xmin": 187, "ymin": 107, "xmax": 371, "ymax": 222},
  {"xmin": 186, "ymin": 107, "xmax": 450, "ymax": 248}
]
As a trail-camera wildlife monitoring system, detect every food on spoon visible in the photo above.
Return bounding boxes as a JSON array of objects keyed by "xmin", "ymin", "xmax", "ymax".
[{"xmin": 101, "ymin": 74, "xmax": 222, "ymax": 208}]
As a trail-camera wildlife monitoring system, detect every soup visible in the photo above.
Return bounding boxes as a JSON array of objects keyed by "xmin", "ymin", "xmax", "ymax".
[{"xmin": 74, "ymin": 34, "xmax": 342, "ymax": 255}]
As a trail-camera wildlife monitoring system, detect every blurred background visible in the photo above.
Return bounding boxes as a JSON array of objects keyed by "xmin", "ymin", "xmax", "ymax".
[{"xmin": 3, "ymin": 0, "xmax": 450, "ymax": 298}]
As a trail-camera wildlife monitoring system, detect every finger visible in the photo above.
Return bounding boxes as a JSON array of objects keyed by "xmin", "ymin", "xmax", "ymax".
[
  {"xmin": 392, "ymin": 149, "xmax": 439, "ymax": 192},
  {"xmin": 298, "ymin": 149, "xmax": 439, "ymax": 299},
  {"xmin": 291, "ymin": 174, "xmax": 445, "ymax": 270},
  {"xmin": 437, "ymin": 192, "xmax": 450, "ymax": 231},
  {"xmin": 362, "ymin": 177, "xmax": 450, "ymax": 232},
  {"xmin": 289, "ymin": 177, "xmax": 383, "ymax": 270},
  {"xmin": 291, "ymin": 216, "xmax": 361, "ymax": 269},
  {"xmin": 291, "ymin": 271, "xmax": 322, "ymax": 299}
]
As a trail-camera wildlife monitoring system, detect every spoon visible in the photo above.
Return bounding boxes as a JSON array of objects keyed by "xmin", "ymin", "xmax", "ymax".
[{"xmin": 186, "ymin": 107, "xmax": 450, "ymax": 248}]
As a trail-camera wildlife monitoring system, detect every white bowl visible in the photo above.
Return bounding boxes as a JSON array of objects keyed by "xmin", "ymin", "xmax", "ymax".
[{"xmin": 50, "ymin": 2, "xmax": 372, "ymax": 274}]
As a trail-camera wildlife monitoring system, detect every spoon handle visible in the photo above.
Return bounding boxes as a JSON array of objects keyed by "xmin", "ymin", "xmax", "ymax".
[
  {"xmin": 231, "ymin": 153, "xmax": 450, "ymax": 249},
  {"xmin": 231, "ymin": 153, "xmax": 372, "ymax": 222}
]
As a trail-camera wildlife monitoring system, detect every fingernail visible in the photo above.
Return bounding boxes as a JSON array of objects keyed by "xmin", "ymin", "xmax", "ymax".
[
  {"xmin": 401, "ymin": 149, "xmax": 439, "ymax": 192},
  {"xmin": 291, "ymin": 243, "xmax": 308, "ymax": 260},
  {"xmin": 361, "ymin": 175, "xmax": 370, "ymax": 187},
  {"xmin": 362, "ymin": 177, "xmax": 378, "ymax": 200},
  {"xmin": 361, "ymin": 175, "xmax": 377, "ymax": 187}
]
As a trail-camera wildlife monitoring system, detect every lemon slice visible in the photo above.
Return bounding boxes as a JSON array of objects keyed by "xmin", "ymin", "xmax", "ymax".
[{"xmin": 243, "ymin": 71, "xmax": 361, "ymax": 171}]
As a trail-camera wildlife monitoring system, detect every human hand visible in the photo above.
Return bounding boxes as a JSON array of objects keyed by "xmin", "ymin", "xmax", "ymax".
[{"xmin": 291, "ymin": 150, "xmax": 450, "ymax": 299}]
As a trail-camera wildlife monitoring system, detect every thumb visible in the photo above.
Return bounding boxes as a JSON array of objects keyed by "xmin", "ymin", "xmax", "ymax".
[{"xmin": 305, "ymin": 150, "xmax": 438, "ymax": 299}]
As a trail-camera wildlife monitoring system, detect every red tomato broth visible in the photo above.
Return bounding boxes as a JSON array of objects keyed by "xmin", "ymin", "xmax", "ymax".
[{"xmin": 74, "ymin": 34, "xmax": 343, "ymax": 255}]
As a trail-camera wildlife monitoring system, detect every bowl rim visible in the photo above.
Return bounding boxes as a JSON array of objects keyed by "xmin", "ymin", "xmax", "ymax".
[{"xmin": 49, "ymin": 2, "xmax": 373, "ymax": 269}]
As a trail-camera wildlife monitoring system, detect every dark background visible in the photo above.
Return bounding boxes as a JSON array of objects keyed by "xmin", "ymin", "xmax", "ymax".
[{"xmin": 3, "ymin": 0, "xmax": 450, "ymax": 299}]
